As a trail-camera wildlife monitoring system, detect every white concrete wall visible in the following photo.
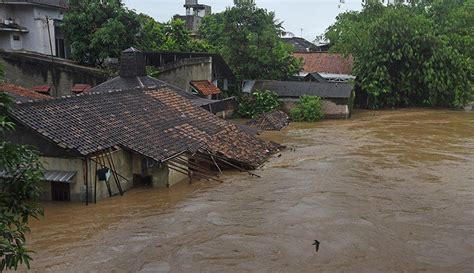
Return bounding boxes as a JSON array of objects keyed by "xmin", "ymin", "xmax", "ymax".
[{"xmin": 0, "ymin": 4, "xmax": 62, "ymax": 55}]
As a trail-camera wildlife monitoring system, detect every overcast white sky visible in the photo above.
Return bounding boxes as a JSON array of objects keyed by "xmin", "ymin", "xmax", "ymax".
[{"xmin": 123, "ymin": 0, "xmax": 363, "ymax": 42}]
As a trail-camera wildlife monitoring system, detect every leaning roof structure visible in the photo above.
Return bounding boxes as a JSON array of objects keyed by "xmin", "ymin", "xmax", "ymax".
[{"xmin": 10, "ymin": 87, "xmax": 278, "ymax": 168}]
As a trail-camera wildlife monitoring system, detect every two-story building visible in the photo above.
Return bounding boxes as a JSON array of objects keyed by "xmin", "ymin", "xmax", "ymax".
[
  {"xmin": 174, "ymin": 0, "xmax": 211, "ymax": 34},
  {"xmin": 0, "ymin": 0, "xmax": 68, "ymax": 57}
]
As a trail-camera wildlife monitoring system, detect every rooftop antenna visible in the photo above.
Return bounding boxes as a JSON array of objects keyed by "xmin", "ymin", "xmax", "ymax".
[{"xmin": 300, "ymin": 28, "xmax": 303, "ymax": 37}]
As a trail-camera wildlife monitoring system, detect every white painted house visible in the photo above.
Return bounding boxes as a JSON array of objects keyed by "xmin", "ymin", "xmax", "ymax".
[{"xmin": 0, "ymin": 0, "xmax": 68, "ymax": 57}]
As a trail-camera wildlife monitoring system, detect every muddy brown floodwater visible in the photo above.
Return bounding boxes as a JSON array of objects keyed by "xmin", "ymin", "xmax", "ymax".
[{"xmin": 23, "ymin": 109, "xmax": 474, "ymax": 273}]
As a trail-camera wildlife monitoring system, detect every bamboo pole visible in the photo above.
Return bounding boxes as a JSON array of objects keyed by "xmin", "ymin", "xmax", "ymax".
[
  {"xmin": 105, "ymin": 151, "xmax": 123, "ymax": 195},
  {"xmin": 107, "ymin": 149, "xmax": 124, "ymax": 195},
  {"xmin": 167, "ymin": 162, "xmax": 223, "ymax": 183}
]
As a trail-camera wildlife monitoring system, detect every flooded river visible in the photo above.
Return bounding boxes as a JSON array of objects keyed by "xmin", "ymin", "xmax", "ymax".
[{"xmin": 26, "ymin": 109, "xmax": 473, "ymax": 272}]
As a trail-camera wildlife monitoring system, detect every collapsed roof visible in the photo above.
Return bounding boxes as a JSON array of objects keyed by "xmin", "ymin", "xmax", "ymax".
[
  {"xmin": 10, "ymin": 87, "xmax": 279, "ymax": 169},
  {"xmin": 247, "ymin": 110, "xmax": 290, "ymax": 131}
]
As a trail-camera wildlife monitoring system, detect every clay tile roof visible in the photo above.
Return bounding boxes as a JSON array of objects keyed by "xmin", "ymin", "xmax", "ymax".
[
  {"xmin": 32, "ymin": 85, "xmax": 52, "ymax": 95},
  {"xmin": 0, "ymin": 83, "xmax": 50, "ymax": 102},
  {"xmin": 247, "ymin": 110, "xmax": 290, "ymax": 131},
  {"xmin": 293, "ymin": 52, "xmax": 354, "ymax": 75},
  {"xmin": 71, "ymin": 84, "xmax": 92, "ymax": 94},
  {"xmin": 190, "ymin": 80, "xmax": 221, "ymax": 96},
  {"xmin": 10, "ymin": 87, "xmax": 279, "ymax": 168}
]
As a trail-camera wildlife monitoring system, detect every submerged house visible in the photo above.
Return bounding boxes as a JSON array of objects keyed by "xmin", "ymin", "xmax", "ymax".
[
  {"xmin": 4, "ymin": 48, "xmax": 278, "ymax": 203},
  {"xmin": 243, "ymin": 80, "xmax": 354, "ymax": 119},
  {"xmin": 6, "ymin": 87, "xmax": 279, "ymax": 203}
]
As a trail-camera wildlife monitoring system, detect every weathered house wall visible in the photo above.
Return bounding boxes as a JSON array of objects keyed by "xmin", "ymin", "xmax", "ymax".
[
  {"xmin": 131, "ymin": 154, "xmax": 188, "ymax": 189},
  {"xmin": 156, "ymin": 57, "xmax": 213, "ymax": 92},
  {"xmin": 0, "ymin": 51, "xmax": 108, "ymax": 97},
  {"xmin": 40, "ymin": 156, "xmax": 84, "ymax": 202},
  {"xmin": 89, "ymin": 149, "xmax": 134, "ymax": 201},
  {"xmin": 282, "ymin": 99, "xmax": 351, "ymax": 119}
]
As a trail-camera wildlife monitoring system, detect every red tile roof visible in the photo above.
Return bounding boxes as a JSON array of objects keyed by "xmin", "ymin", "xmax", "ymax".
[
  {"xmin": 190, "ymin": 80, "xmax": 221, "ymax": 96},
  {"xmin": 247, "ymin": 110, "xmax": 290, "ymax": 131},
  {"xmin": 11, "ymin": 87, "xmax": 279, "ymax": 168},
  {"xmin": 71, "ymin": 84, "xmax": 92, "ymax": 94},
  {"xmin": 0, "ymin": 83, "xmax": 50, "ymax": 102},
  {"xmin": 32, "ymin": 85, "xmax": 52, "ymax": 95},
  {"xmin": 293, "ymin": 52, "xmax": 354, "ymax": 74}
]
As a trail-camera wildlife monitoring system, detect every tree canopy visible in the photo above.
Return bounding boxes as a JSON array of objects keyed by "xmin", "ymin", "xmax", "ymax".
[
  {"xmin": 136, "ymin": 14, "xmax": 211, "ymax": 53},
  {"xmin": 64, "ymin": 0, "xmax": 140, "ymax": 65},
  {"xmin": 64, "ymin": 0, "xmax": 211, "ymax": 66},
  {"xmin": 326, "ymin": 0, "xmax": 473, "ymax": 108},
  {"xmin": 199, "ymin": 1, "xmax": 301, "ymax": 81},
  {"xmin": 0, "ymin": 93, "xmax": 44, "ymax": 271}
]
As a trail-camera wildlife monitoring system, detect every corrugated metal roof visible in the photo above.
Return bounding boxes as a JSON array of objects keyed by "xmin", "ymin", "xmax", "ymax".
[
  {"xmin": 0, "ymin": 170, "xmax": 76, "ymax": 183},
  {"xmin": 245, "ymin": 80, "xmax": 353, "ymax": 99},
  {"xmin": 44, "ymin": 171, "xmax": 77, "ymax": 183}
]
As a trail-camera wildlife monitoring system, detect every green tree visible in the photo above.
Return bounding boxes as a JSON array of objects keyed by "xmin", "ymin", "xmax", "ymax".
[
  {"xmin": 199, "ymin": 12, "xmax": 225, "ymax": 52},
  {"xmin": 137, "ymin": 16, "xmax": 211, "ymax": 53},
  {"xmin": 325, "ymin": 1, "xmax": 472, "ymax": 108},
  {"xmin": 64, "ymin": 0, "xmax": 140, "ymax": 65},
  {"xmin": 199, "ymin": 1, "xmax": 301, "ymax": 81},
  {"xmin": 0, "ymin": 94, "xmax": 44, "ymax": 271},
  {"xmin": 290, "ymin": 96, "xmax": 324, "ymax": 122},
  {"xmin": 0, "ymin": 61, "xmax": 4, "ymax": 82},
  {"xmin": 237, "ymin": 90, "xmax": 281, "ymax": 118}
]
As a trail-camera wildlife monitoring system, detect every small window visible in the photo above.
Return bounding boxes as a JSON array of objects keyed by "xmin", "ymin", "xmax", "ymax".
[{"xmin": 12, "ymin": 35, "xmax": 20, "ymax": 41}]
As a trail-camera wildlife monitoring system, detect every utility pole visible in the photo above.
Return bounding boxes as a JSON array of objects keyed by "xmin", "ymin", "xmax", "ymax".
[{"xmin": 46, "ymin": 16, "xmax": 58, "ymax": 96}]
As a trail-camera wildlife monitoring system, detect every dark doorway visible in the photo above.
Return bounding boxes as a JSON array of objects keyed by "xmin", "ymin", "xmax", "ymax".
[{"xmin": 51, "ymin": 182, "xmax": 70, "ymax": 201}]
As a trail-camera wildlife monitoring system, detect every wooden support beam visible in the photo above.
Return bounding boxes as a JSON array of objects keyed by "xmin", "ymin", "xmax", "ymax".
[
  {"xmin": 93, "ymin": 159, "xmax": 97, "ymax": 204},
  {"xmin": 201, "ymin": 150, "xmax": 262, "ymax": 178},
  {"xmin": 105, "ymin": 150, "xmax": 123, "ymax": 196},
  {"xmin": 167, "ymin": 162, "xmax": 223, "ymax": 183}
]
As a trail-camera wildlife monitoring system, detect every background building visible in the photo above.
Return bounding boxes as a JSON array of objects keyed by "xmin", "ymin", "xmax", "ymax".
[
  {"xmin": 0, "ymin": 0, "xmax": 69, "ymax": 58},
  {"xmin": 174, "ymin": 0, "xmax": 212, "ymax": 34}
]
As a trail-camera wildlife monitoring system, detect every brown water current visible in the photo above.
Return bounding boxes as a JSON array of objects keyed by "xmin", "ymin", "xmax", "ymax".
[{"xmin": 25, "ymin": 109, "xmax": 473, "ymax": 272}]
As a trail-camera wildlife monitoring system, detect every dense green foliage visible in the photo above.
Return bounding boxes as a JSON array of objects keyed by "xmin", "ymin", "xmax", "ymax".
[
  {"xmin": 0, "ymin": 61, "xmax": 3, "ymax": 82},
  {"xmin": 199, "ymin": 1, "xmax": 301, "ymax": 81},
  {"xmin": 237, "ymin": 90, "xmax": 281, "ymax": 118},
  {"xmin": 136, "ymin": 14, "xmax": 211, "ymax": 53},
  {"xmin": 290, "ymin": 96, "xmax": 324, "ymax": 122},
  {"xmin": 326, "ymin": 0, "xmax": 473, "ymax": 108},
  {"xmin": 64, "ymin": 0, "xmax": 211, "ymax": 66},
  {"xmin": 0, "ymin": 94, "xmax": 44, "ymax": 271},
  {"xmin": 64, "ymin": 0, "xmax": 140, "ymax": 65}
]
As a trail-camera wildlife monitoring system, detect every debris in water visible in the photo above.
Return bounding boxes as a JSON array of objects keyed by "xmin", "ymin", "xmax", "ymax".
[{"xmin": 313, "ymin": 240, "xmax": 320, "ymax": 252}]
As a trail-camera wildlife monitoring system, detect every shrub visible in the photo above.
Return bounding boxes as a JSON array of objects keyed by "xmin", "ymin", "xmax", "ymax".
[
  {"xmin": 290, "ymin": 96, "xmax": 324, "ymax": 122},
  {"xmin": 237, "ymin": 90, "xmax": 281, "ymax": 118}
]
